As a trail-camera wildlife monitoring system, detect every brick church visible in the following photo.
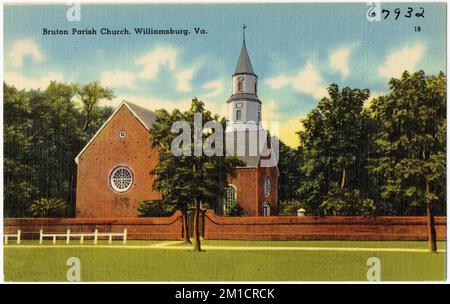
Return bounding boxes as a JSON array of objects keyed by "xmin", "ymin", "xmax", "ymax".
[{"xmin": 75, "ymin": 38, "xmax": 279, "ymax": 218}]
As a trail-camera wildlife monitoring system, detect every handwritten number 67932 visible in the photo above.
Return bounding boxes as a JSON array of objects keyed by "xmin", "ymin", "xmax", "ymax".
[{"xmin": 381, "ymin": 7, "xmax": 424, "ymax": 20}]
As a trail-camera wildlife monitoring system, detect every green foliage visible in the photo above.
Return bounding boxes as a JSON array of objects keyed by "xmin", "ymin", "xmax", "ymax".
[
  {"xmin": 296, "ymin": 71, "xmax": 446, "ymax": 216},
  {"xmin": 149, "ymin": 98, "xmax": 243, "ymax": 213},
  {"xmin": 370, "ymin": 70, "xmax": 446, "ymax": 215},
  {"xmin": 137, "ymin": 200, "xmax": 175, "ymax": 217},
  {"xmin": 278, "ymin": 200, "xmax": 307, "ymax": 216},
  {"xmin": 77, "ymin": 81, "xmax": 114, "ymax": 137},
  {"xmin": 277, "ymin": 141, "xmax": 303, "ymax": 201},
  {"xmin": 297, "ymin": 84, "xmax": 377, "ymax": 215},
  {"xmin": 28, "ymin": 198, "xmax": 71, "ymax": 217},
  {"xmin": 320, "ymin": 183, "xmax": 376, "ymax": 216},
  {"xmin": 224, "ymin": 201, "xmax": 243, "ymax": 216},
  {"xmin": 3, "ymin": 81, "xmax": 114, "ymax": 217}
]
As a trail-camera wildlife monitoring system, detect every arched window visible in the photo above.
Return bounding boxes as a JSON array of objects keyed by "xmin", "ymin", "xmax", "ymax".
[
  {"xmin": 110, "ymin": 166, "xmax": 133, "ymax": 193},
  {"xmin": 237, "ymin": 81, "xmax": 244, "ymax": 92},
  {"xmin": 264, "ymin": 176, "xmax": 271, "ymax": 198},
  {"xmin": 236, "ymin": 109, "xmax": 242, "ymax": 121},
  {"xmin": 224, "ymin": 185, "xmax": 237, "ymax": 212}
]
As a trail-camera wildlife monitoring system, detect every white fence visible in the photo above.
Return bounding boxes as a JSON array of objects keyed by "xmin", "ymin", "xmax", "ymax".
[
  {"xmin": 38, "ymin": 228, "xmax": 128, "ymax": 245},
  {"xmin": 4, "ymin": 230, "xmax": 21, "ymax": 244}
]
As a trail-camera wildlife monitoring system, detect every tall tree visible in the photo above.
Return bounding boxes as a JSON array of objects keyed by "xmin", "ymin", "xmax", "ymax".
[
  {"xmin": 77, "ymin": 81, "xmax": 114, "ymax": 136},
  {"xmin": 370, "ymin": 71, "xmax": 446, "ymax": 252},
  {"xmin": 277, "ymin": 140, "xmax": 302, "ymax": 202},
  {"xmin": 3, "ymin": 81, "xmax": 114, "ymax": 216},
  {"xmin": 297, "ymin": 84, "xmax": 377, "ymax": 215},
  {"xmin": 150, "ymin": 98, "xmax": 241, "ymax": 250},
  {"xmin": 3, "ymin": 83, "xmax": 35, "ymax": 216}
]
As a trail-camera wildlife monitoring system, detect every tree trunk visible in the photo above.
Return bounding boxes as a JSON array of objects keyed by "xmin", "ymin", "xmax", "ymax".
[
  {"xmin": 183, "ymin": 211, "xmax": 191, "ymax": 244},
  {"xmin": 426, "ymin": 180, "xmax": 437, "ymax": 253},
  {"xmin": 340, "ymin": 167, "xmax": 346, "ymax": 191},
  {"xmin": 193, "ymin": 198, "xmax": 201, "ymax": 251}
]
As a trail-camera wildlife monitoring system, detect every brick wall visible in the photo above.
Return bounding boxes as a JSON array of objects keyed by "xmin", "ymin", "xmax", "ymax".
[
  {"xmin": 257, "ymin": 165, "xmax": 278, "ymax": 215},
  {"xmin": 202, "ymin": 210, "xmax": 447, "ymax": 241},
  {"xmin": 4, "ymin": 210, "xmax": 446, "ymax": 241},
  {"xmin": 4, "ymin": 211, "xmax": 183, "ymax": 240},
  {"xmin": 228, "ymin": 168, "xmax": 259, "ymax": 216},
  {"xmin": 76, "ymin": 105, "xmax": 162, "ymax": 217}
]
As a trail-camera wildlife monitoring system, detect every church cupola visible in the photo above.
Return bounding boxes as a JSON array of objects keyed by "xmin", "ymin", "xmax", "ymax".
[{"xmin": 227, "ymin": 25, "xmax": 262, "ymax": 125}]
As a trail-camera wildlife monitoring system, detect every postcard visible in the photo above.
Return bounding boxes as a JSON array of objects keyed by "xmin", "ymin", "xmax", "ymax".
[{"xmin": 2, "ymin": 0, "xmax": 447, "ymax": 289}]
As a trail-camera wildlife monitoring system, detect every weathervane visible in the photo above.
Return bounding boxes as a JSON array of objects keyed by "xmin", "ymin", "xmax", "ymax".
[{"xmin": 243, "ymin": 24, "xmax": 247, "ymax": 44}]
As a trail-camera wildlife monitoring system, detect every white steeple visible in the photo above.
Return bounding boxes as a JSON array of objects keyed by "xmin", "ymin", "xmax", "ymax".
[{"xmin": 227, "ymin": 25, "xmax": 261, "ymax": 125}]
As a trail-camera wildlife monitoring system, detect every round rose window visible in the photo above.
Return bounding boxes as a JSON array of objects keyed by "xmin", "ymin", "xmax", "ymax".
[{"xmin": 110, "ymin": 166, "xmax": 133, "ymax": 192}]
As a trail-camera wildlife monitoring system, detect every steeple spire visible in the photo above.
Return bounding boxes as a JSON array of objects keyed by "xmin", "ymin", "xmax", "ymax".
[
  {"xmin": 227, "ymin": 25, "xmax": 261, "ymax": 125},
  {"xmin": 234, "ymin": 25, "xmax": 255, "ymax": 75}
]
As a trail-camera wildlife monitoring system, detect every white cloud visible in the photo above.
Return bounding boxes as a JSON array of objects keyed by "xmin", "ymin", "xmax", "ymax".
[
  {"xmin": 4, "ymin": 70, "xmax": 64, "ymax": 90},
  {"xmin": 378, "ymin": 43, "xmax": 426, "ymax": 78},
  {"xmin": 262, "ymin": 99, "xmax": 281, "ymax": 122},
  {"xmin": 203, "ymin": 79, "xmax": 224, "ymax": 98},
  {"xmin": 265, "ymin": 74, "xmax": 292, "ymax": 90},
  {"xmin": 136, "ymin": 45, "xmax": 178, "ymax": 80},
  {"xmin": 265, "ymin": 61, "xmax": 327, "ymax": 100},
  {"xmin": 9, "ymin": 39, "xmax": 43, "ymax": 67},
  {"xmin": 175, "ymin": 67, "xmax": 195, "ymax": 92},
  {"xmin": 329, "ymin": 46, "xmax": 355, "ymax": 78},
  {"xmin": 291, "ymin": 61, "xmax": 327, "ymax": 99},
  {"xmin": 100, "ymin": 70, "xmax": 137, "ymax": 89}
]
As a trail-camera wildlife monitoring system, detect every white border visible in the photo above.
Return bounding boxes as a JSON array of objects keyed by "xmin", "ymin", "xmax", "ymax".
[{"xmin": 0, "ymin": 0, "xmax": 448, "ymax": 285}]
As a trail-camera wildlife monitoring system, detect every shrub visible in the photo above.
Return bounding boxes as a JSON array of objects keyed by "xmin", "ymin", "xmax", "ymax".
[
  {"xmin": 224, "ymin": 201, "xmax": 244, "ymax": 216},
  {"xmin": 137, "ymin": 200, "xmax": 174, "ymax": 217},
  {"xmin": 320, "ymin": 184, "xmax": 376, "ymax": 216},
  {"xmin": 278, "ymin": 200, "xmax": 307, "ymax": 216},
  {"xmin": 29, "ymin": 198, "xmax": 71, "ymax": 217}
]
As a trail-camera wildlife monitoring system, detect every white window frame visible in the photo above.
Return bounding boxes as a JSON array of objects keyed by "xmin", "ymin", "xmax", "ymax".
[
  {"xmin": 237, "ymin": 81, "xmax": 244, "ymax": 92},
  {"xmin": 110, "ymin": 166, "xmax": 134, "ymax": 193},
  {"xmin": 263, "ymin": 201, "xmax": 271, "ymax": 216},
  {"xmin": 224, "ymin": 184, "xmax": 237, "ymax": 212},
  {"xmin": 264, "ymin": 176, "xmax": 271, "ymax": 198},
  {"xmin": 118, "ymin": 130, "xmax": 127, "ymax": 138},
  {"xmin": 236, "ymin": 109, "xmax": 242, "ymax": 121}
]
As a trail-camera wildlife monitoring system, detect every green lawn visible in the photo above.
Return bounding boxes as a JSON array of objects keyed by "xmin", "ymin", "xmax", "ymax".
[{"xmin": 4, "ymin": 240, "xmax": 446, "ymax": 282}]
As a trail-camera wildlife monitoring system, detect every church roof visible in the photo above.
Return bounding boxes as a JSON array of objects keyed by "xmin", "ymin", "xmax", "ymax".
[
  {"xmin": 234, "ymin": 42, "xmax": 255, "ymax": 75},
  {"xmin": 125, "ymin": 101, "xmax": 157, "ymax": 129},
  {"xmin": 227, "ymin": 93, "xmax": 261, "ymax": 104},
  {"xmin": 235, "ymin": 155, "xmax": 260, "ymax": 167},
  {"xmin": 75, "ymin": 101, "xmax": 156, "ymax": 164}
]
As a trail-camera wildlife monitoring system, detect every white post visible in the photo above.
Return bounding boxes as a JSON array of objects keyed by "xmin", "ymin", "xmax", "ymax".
[
  {"xmin": 94, "ymin": 229, "xmax": 98, "ymax": 245},
  {"xmin": 53, "ymin": 235, "xmax": 56, "ymax": 245},
  {"xmin": 66, "ymin": 230, "xmax": 70, "ymax": 244},
  {"xmin": 109, "ymin": 234, "xmax": 112, "ymax": 244},
  {"xmin": 80, "ymin": 235, "xmax": 84, "ymax": 244},
  {"xmin": 4, "ymin": 236, "xmax": 8, "ymax": 245},
  {"xmin": 39, "ymin": 229, "xmax": 43, "ymax": 245},
  {"xmin": 17, "ymin": 230, "xmax": 21, "ymax": 245},
  {"xmin": 123, "ymin": 228, "xmax": 127, "ymax": 245}
]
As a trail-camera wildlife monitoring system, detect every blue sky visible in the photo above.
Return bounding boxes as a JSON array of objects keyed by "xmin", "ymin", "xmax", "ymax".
[{"xmin": 3, "ymin": 3, "xmax": 447, "ymax": 147}]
